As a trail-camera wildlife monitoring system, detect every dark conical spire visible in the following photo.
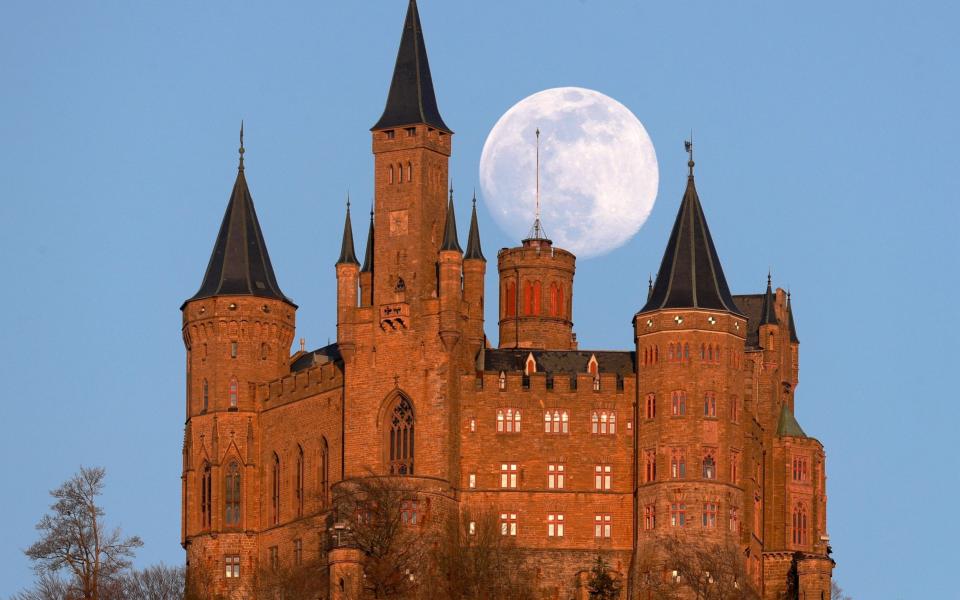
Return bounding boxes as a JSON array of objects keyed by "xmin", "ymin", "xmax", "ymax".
[
  {"xmin": 759, "ymin": 273, "xmax": 778, "ymax": 326},
  {"xmin": 776, "ymin": 404, "xmax": 807, "ymax": 438},
  {"xmin": 372, "ymin": 0, "xmax": 450, "ymax": 133},
  {"xmin": 337, "ymin": 198, "xmax": 360, "ymax": 266},
  {"xmin": 640, "ymin": 153, "xmax": 742, "ymax": 316},
  {"xmin": 185, "ymin": 131, "xmax": 294, "ymax": 308},
  {"xmin": 647, "ymin": 275, "xmax": 654, "ymax": 302},
  {"xmin": 464, "ymin": 192, "xmax": 485, "ymax": 261},
  {"xmin": 361, "ymin": 206, "xmax": 375, "ymax": 273},
  {"xmin": 440, "ymin": 186, "xmax": 462, "ymax": 252},
  {"xmin": 786, "ymin": 291, "xmax": 799, "ymax": 343}
]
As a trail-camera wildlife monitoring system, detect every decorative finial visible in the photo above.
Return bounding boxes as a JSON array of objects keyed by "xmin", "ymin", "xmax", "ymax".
[
  {"xmin": 299, "ymin": 338, "xmax": 305, "ymax": 352},
  {"xmin": 767, "ymin": 269, "xmax": 772, "ymax": 287},
  {"xmin": 684, "ymin": 132, "xmax": 694, "ymax": 176},
  {"xmin": 648, "ymin": 274, "xmax": 653, "ymax": 289},
  {"xmin": 472, "ymin": 188, "xmax": 477, "ymax": 207},
  {"xmin": 449, "ymin": 180, "xmax": 454, "ymax": 202},
  {"xmin": 238, "ymin": 120, "xmax": 245, "ymax": 170},
  {"xmin": 526, "ymin": 128, "xmax": 548, "ymax": 240}
]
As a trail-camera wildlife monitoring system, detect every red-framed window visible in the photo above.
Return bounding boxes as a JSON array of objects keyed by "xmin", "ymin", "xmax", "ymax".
[
  {"xmin": 594, "ymin": 514, "xmax": 612, "ymax": 538},
  {"xmin": 671, "ymin": 391, "xmax": 686, "ymax": 416},
  {"xmin": 645, "ymin": 393, "xmax": 656, "ymax": 419},
  {"xmin": 500, "ymin": 512, "xmax": 517, "ymax": 536},
  {"xmin": 594, "ymin": 464, "xmax": 612, "ymax": 490},
  {"xmin": 548, "ymin": 463, "xmax": 565, "ymax": 489},
  {"xmin": 704, "ymin": 391, "xmax": 717, "ymax": 417},
  {"xmin": 497, "ymin": 408, "xmax": 521, "ymax": 433},
  {"xmin": 644, "ymin": 504, "xmax": 656, "ymax": 530},
  {"xmin": 547, "ymin": 513, "xmax": 564, "ymax": 537},
  {"xmin": 702, "ymin": 502, "xmax": 718, "ymax": 528},
  {"xmin": 544, "ymin": 409, "xmax": 569, "ymax": 434},
  {"xmin": 670, "ymin": 503, "xmax": 686, "ymax": 527},
  {"xmin": 592, "ymin": 410, "xmax": 616, "ymax": 434},
  {"xmin": 500, "ymin": 463, "xmax": 518, "ymax": 489}
]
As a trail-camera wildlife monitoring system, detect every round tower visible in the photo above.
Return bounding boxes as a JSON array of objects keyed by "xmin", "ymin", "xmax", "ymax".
[
  {"xmin": 634, "ymin": 157, "xmax": 755, "ymax": 590},
  {"xmin": 180, "ymin": 136, "xmax": 296, "ymax": 595}
]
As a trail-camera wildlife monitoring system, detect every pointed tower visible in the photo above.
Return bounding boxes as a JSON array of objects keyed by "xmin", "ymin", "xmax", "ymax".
[
  {"xmin": 438, "ymin": 187, "xmax": 463, "ymax": 350},
  {"xmin": 359, "ymin": 207, "xmax": 375, "ymax": 307},
  {"xmin": 336, "ymin": 200, "xmax": 360, "ymax": 348},
  {"xmin": 463, "ymin": 194, "xmax": 487, "ymax": 349},
  {"xmin": 181, "ymin": 130, "xmax": 295, "ymax": 596},
  {"xmin": 634, "ymin": 148, "xmax": 753, "ymax": 564}
]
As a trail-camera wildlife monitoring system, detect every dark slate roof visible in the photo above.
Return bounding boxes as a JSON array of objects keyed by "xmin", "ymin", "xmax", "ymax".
[
  {"xmin": 777, "ymin": 404, "xmax": 807, "ymax": 438},
  {"xmin": 640, "ymin": 171, "xmax": 742, "ymax": 316},
  {"xmin": 337, "ymin": 203, "xmax": 360, "ymax": 266},
  {"xmin": 732, "ymin": 294, "xmax": 763, "ymax": 348},
  {"xmin": 291, "ymin": 343, "xmax": 342, "ymax": 373},
  {"xmin": 371, "ymin": 0, "xmax": 451, "ymax": 133},
  {"xmin": 464, "ymin": 197, "xmax": 485, "ymax": 261},
  {"xmin": 361, "ymin": 209, "xmax": 375, "ymax": 273},
  {"xmin": 787, "ymin": 294, "xmax": 799, "ymax": 343},
  {"xmin": 440, "ymin": 193, "xmax": 462, "ymax": 252},
  {"xmin": 759, "ymin": 275, "xmax": 778, "ymax": 326},
  {"xmin": 483, "ymin": 349, "xmax": 636, "ymax": 376},
  {"xmin": 186, "ymin": 166, "xmax": 294, "ymax": 307}
]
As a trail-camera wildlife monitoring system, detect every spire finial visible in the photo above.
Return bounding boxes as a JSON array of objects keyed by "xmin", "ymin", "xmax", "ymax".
[
  {"xmin": 684, "ymin": 132, "xmax": 694, "ymax": 177},
  {"xmin": 767, "ymin": 269, "xmax": 772, "ymax": 287},
  {"xmin": 472, "ymin": 188, "xmax": 477, "ymax": 208},
  {"xmin": 526, "ymin": 128, "xmax": 548, "ymax": 240},
  {"xmin": 238, "ymin": 120, "xmax": 245, "ymax": 170},
  {"xmin": 449, "ymin": 180, "xmax": 454, "ymax": 202}
]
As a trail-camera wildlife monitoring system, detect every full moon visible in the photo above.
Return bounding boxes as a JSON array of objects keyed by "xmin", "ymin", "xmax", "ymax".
[{"xmin": 479, "ymin": 87, "xmax": 658, "ymax": 258}]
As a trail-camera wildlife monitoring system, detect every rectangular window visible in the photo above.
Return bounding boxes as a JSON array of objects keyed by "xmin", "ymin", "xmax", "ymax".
[
  {"xmin": 730, "ymin": 451, "xmax": 740, "ymax": 483},
  {"xmin": 645, "ymin": 394, "xmax": 656, "ymax": 419},
  {"xmin": 225, "ymin": 555, "xmax": 240, "ymax": 579},
  {"xmin": 468, "ymin": 473, "xmax": 476, "ymax": 489},
  {"xmin": 468, "ymin": 520, "xmax": 476, "ymax": 535},
  {"xmin": 500, "ymin": 463, "xmax": 518, "ymax": 489},
  {"xmin": 792, "ymin": 456, "xmax": 809, "ymax": 482},
  {"xmin": 401, "ymin": 499, "xmax": 418, "ymax": 525},
  {"xmin": 548, "ymin": 463, "xmax": 565, "ymax": 489},
  {"xmin": 704, "ymin": 392, "xmax": 717, "ymax": 417},
  {"xmin": 500, "ymin": 512, "xmax": 517, "ymax": 536},
  {"xmin": 671, "ymin": 450, "xmax": 686, "ymax": 479},
  {"xmin": 547, "ymin": 513, "xmax": 564, "ymax": 537},
  {"xmin": 670, "ymin": 503, "xmax": 686, "ymax": 527},
  {"xmin": 703, "ymin": 502, "xmax": 718, "ymax": 528},
  {"xmin": 729, "ymin": 506, "xmax": 740, "ymax": 533},
  {"xmin": 230, "ymin": 341, "xmax": 238, "ymax": 358},
  {"xmin": 293, "ymin": 539, "xmax": 302, "ymax": 566},
  {"xmin": 671, "ymin": 391, "xmax": 686, "ymax": 416},
  {"xmin": 268, "ymin": 546, "xmax": 278, "ymax": 571},
  {"xmin": 405, "ymin": 127, "xmax": 417, "ymax": 137},
  {"xmin": 385, "ymin": 130, "xmax": 396, "ymax": 140},
  {"xmin": 644, "ymin": 504, "xmax": 656, "ymax": 530},
  {"xmin": 730, "ymin": 396, "xmax": 739, "ymax": 423},
  {"xmin": 594, "ymin": 514, "xmax": 612, "ymax": 538},
  {"xmin": 594, "ymin": 464, "xmax": 612, "ymax": 490},
  {"xmin": 469, "ymin": 418, "xmax": 476, "ymax": 432}
]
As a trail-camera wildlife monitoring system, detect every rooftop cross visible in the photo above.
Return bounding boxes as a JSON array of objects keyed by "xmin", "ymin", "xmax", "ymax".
[{"xmin": 239, "ymin": 120, "xmax": 245, "ymax": 170}]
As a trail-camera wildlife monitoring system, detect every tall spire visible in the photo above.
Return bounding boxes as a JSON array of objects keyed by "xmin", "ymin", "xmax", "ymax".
[
  {"xmin": 361, "ymin": 204, "xmax": 375, "ymax": 273},
  {"xmin": 786, "ymin": 291, "xmax": 799, "ymax": 343},
  {"xmin": 185, "ymin": 132, "xmax": 294, "ymax": 308},
  {"xmin": 526, "ymin": 128, "xmax": 548, "ymax": 240},
  {"xmin": 759, "ymin": 272, "xmax": 778, "ymax": 326},
  {"xmin": 440, "ymin": 184, "xmax": 462, "ymax": 252},
  {"xmin": 372, "ymin": 0, "xmax": 450, "ymax": 132},
  {"xmin": 640, "ymin": 143, "xmax": 742, "ymax": 315},
  {"xmin": 464, "ymin": 191, "xmax": 485, "ymax": 261},
  {"xmin": 337, "ymin": 197, "xmax": 360, "ymax": 266}
]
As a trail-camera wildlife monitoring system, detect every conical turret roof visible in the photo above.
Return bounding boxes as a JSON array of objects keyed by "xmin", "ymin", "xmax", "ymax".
[
  {"xmin": 372, "ymin": 0, "xmax": 450, "ymax": 133},
  {"xmin": 337, "ymin": 201, "xmax": 360, "ymax": 266},
  {"xmin": 464, "ymin": 195, "xmax": 485, "ymax": 261},
  {"xmin": 759, "ymin": 274, "xmax": 778, "ymax": 326},
  {"xmin": 361, "ymin": 208, "xmax": 375, "ymax": 273},
  {"xmin": 440, "ymin": 189, "xmax": 462, "ymax": 253},
  {"xmin": 640, "ymin": 165, "xmax": 742, "ymax": 315},
  {"xmin": 787, "ymin": 292, "xmax": 799, "ymax": 343},
  {"xmin": 186, "ymin": 161, "xmax": 293, "ymax": 308},
  {"xmin": 777, "ymin": 404, "xmax": 807, "ymax": 438}
]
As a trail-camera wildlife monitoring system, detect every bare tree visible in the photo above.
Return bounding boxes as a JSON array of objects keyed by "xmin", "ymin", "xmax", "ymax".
[
  {"xmin": 830, "ymin": 581, "xmax": 852, "ymax": 600},
  {"xmin": 253, "ymin": 556, "xmax": 327, "ymax": 600},
  {"xmin": 428, "ymin": 508, "xmax": 536, "ymax": 600},
  {"xmin": 634, "ymin": 536, "xmax": 758, "ymax": 600},
  {"xmin": 23, "ymin": 467, "xmax": 143, "ymax": 600},
  {"xmin": 10, "ymin": 573, "xmax": 75, "ymax": 600},
  {"xmin": 114, "ymin": 564, "xmax": 185, "ymax": 600},
  {"xmin": 333, "ymin": 476, "xmax": 428, "ymax": 599}
]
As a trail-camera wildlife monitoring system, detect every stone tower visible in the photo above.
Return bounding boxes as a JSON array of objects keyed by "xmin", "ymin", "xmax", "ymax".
[{"xmin": 180, "ymin": 136, "xmax": 296, "ymax": 594}]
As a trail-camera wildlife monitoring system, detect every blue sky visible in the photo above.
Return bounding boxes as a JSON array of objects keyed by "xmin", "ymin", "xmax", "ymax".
[{"xmin": 0, "ymin": 1, "xmax": 956, "ymax": 597}]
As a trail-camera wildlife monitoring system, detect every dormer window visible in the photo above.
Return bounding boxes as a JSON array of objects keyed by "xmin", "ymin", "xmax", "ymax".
[
  {"xmin": 385, "ymin": 130, "xmax": 396, "ymax": 140},
  {"xmin": 405, "ymin": 127, "xmax": 416, "ymax": 137}
]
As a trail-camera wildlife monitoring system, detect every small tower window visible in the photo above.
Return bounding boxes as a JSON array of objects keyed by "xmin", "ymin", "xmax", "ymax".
[
  {"xmin": 271, "ymin": 453, "xmax": 281, "ymax": 524},
  {"xmin": 230, "ymin": 341, "xmax": 238, "ymax": 358},
  {"xmin": 202, "ymin": 379, "xmax": 209, "ymax": 412},
  {"xmin": 703, "ymin": 454, "xmax": 716, "ymax": 480},
  {"xmin": 200, "ymin": 462, "xmax": 212, "ymax": 528},
  {"xmin": 388, "ymin": 165, "xmax": 394, "ymax": 184},
  {"xmin": 296, "ymin": 445, "xmax": 304, "ymax": 518},
  {"xmin": 224, "ymin": 461, "xmax": 241, "ymax": 526},
  {"xmin": 407, "ymin": 162, "xmax": 413, "ymax": 182},
  {"xmin": 385, "ymin": 129, "xmax": 395, "ymax": 140},
  {"xmin": 261, "ymin": 343, "xmax": 269, "ymax": 360},
  {"xmin": 388, "ymin": 396, "xmax": 415, "ymax": 475},
  {"xmin": 228, "ymin": 378, "xmax": 238, "ymax": 409},
  {"xmin": 498, "ymin": 371, "xmax": 506, "ymax": 390},
  {"xmin": 405, "ymin": 127, "xmax": 416, "ymax": 137}
]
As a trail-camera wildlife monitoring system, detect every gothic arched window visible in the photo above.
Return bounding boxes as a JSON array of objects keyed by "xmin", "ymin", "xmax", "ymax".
[
  {"xmin": 703, "ymin": 455, "xmax": 716, "ymax": 480},
  {"xmin": 229, "ymin": 377, "xmax": 238, "ymax": 409},
  {"xmin": 320, "ymin": 437, "xmax": 329, "ymax": 507},
  {"xmin": 295, "ymin": 445, "xmax": 304, "ymax": 518},
  {"xmin": 792, "ymin": 503, "xmax": 808, "ymax": 545},
  {"xmin": 202, "ymin": 379, "xmax": 209, "ymax": 412},
  {"xmin": 271, "ymin": 453, "xmax": 280, "ymax": 525},
  {"xmin": 388, "ymin": 397, "xmax": 415, "ymax": 475},
  {"xmin": 224, "ymin": 461, "xmax": 241, "ymax": 526},
  {"xmin": 200, "ymin": 462, "xmax": 212, "ymax": 528}
]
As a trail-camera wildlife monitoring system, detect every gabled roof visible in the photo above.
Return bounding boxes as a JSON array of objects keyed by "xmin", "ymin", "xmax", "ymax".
[
  {"xmin": 777, "ymin": 404, "xmax": 807, "ymax": 438},
  {"xmin": 337, "ymin": 202, "xmax": 360, "ymax": 266},
  {"xmin": 372, "ymin": 0, "xmax": 451, "ymax": 133},
  {"xmin": 186, "ymin": 165, "xmax": 294, "ymax": 308},
  {"xmin": 484, "ymin": 349, "xmax": 636, "ymax": 376},
  {"xmin": 361, "ymin": 208, "xmax": 375, "ymax": 273},
  {"xmin": 440, "ymin": 190, "xmax": 462, "ymax": 252},
  {"xmin": 640, "ymin": 168, "xmax": 742, "ymax": 316},
  {"xmin": 464, "ymin": 195, "xmax": 485, "ymax": 261}
]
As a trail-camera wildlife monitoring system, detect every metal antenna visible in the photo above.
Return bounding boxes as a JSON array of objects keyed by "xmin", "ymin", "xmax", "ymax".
[
  {"xmin": 684, "ymin": 130, "xmax": 694, "ymax": 177},
  {"xmin": 527, "ymin": 128, "xmax": 547, "ymax": 240}
]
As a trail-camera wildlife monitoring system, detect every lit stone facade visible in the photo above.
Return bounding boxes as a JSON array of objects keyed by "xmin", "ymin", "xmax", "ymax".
[{"xmin": 180, "ymin": 2, "xmax": 833, "ymax": 598}]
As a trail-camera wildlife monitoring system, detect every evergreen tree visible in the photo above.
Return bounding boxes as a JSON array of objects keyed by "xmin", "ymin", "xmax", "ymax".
[{"xmin": 587, "ymin": 555, "xmax": 621, "ymax": 600}]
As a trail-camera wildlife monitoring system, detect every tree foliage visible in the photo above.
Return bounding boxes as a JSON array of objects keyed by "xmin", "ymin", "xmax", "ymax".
[
  {"xmin": 22, "ymin": 467, "xmax": 143, "ymax": 600},
  {"xmin": 586, "ymin": 554, "xmax": 621, "ymax": 600}
]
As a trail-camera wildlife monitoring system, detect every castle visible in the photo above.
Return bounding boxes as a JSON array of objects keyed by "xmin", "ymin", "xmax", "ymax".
[{"xmin": 180, "ymin": 2, "xmax": 833, "ymax": 598}]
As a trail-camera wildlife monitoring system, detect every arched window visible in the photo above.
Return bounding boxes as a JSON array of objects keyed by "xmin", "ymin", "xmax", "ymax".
[
  {"xmin": 320, "ymin": 437, "xmax": 329, "ymax": 507},
  {"xmin": 523, "ymin": 282, "xmax": 532, "ymax": 315},
  {"xmin": 202, "ymin": 379, "xmax": 209, "ymax": 412},
  {"xmin": 792, "ymin": 503, "xmax": 808, "ymax": 545},
  {"xmin": 672, "ymin": 391, "xmax": 687, "ymax": 416},
  {"xmin": 295, "ymin": 445, "xmax": 304, "ymax": 518},
  {"xmin": 200, "ymin": 462, "xmax": 212, "ymax": 528},
  {"xmin": 532, "ymin": 281, "xmax": 542, "ymax": 315},
  {"xmin": 704, "ymin": 392, "xmax": 717, "ymax": 417},
  {"xmin": 261, "ymin": 343, "xmax": 269, "ymax": 360},
  {"xmin": 668, "ymin": 344, "xmax": 675, "ymax": 361},
  {"xmin": 525, "ymin": 354, "xmax": 536, "ymax": 375},
  {"xmin": 271, "ymin": 453, "xmax": 280, "ymax": 525},
  {"xmin": 498, "ymin": 371, "xmax": 506, "ymax": 391},
  {"xmin": 703, "ymin": 455, "xmax": 716, "ymax": 480},
  {"xmin": 505, "ymin": 282, "xmax": 516, "ymax": 318},
  {"xmin": 388, "ymin": 396, "xmax": 415, "ymax": 475},
  {"xmin": 683, "ymin": 343, "xmax": 690, "ymax": 361},
  {"xmin": 715, "ymin": 345, "xmax": 721, "ymax": 363},
  {"xmin": 549, "ymin": 282, "xmax": 560, "ymax": 316},
  {"xmin": 545, "ymin": 409, "xmax": 568, "ymax": 434},
  {"xmin": 497, "ymin": 408, "xmax": 520, "ymax": 433},
  {"xmin": 558, "ymin": 284, "xmax": 565, "ymax": 318},
  {"xmin": 700, "ymin": 343, "xmax": 706, "ymax": 360},
  {"xmin": 397, "ymin": 162, "xmax": 403, "ymax": 183},
  {"xmin": 645, "ymin": 393, "xmax": 656, "ymax": 419},
  {"xmin": 388, "ymin": 164, "xmax": 394, "ymax": 184},
  {"xmin": 406, "ymin": 161, "xmax": 412, "ymax": 182},
  {"xmin": 225, "ymin": 461, "xmax": 241, "ymax": 526},
  {"xmin": 229, "ymin": 377, "xmax": 238, "ymax": 409}
]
